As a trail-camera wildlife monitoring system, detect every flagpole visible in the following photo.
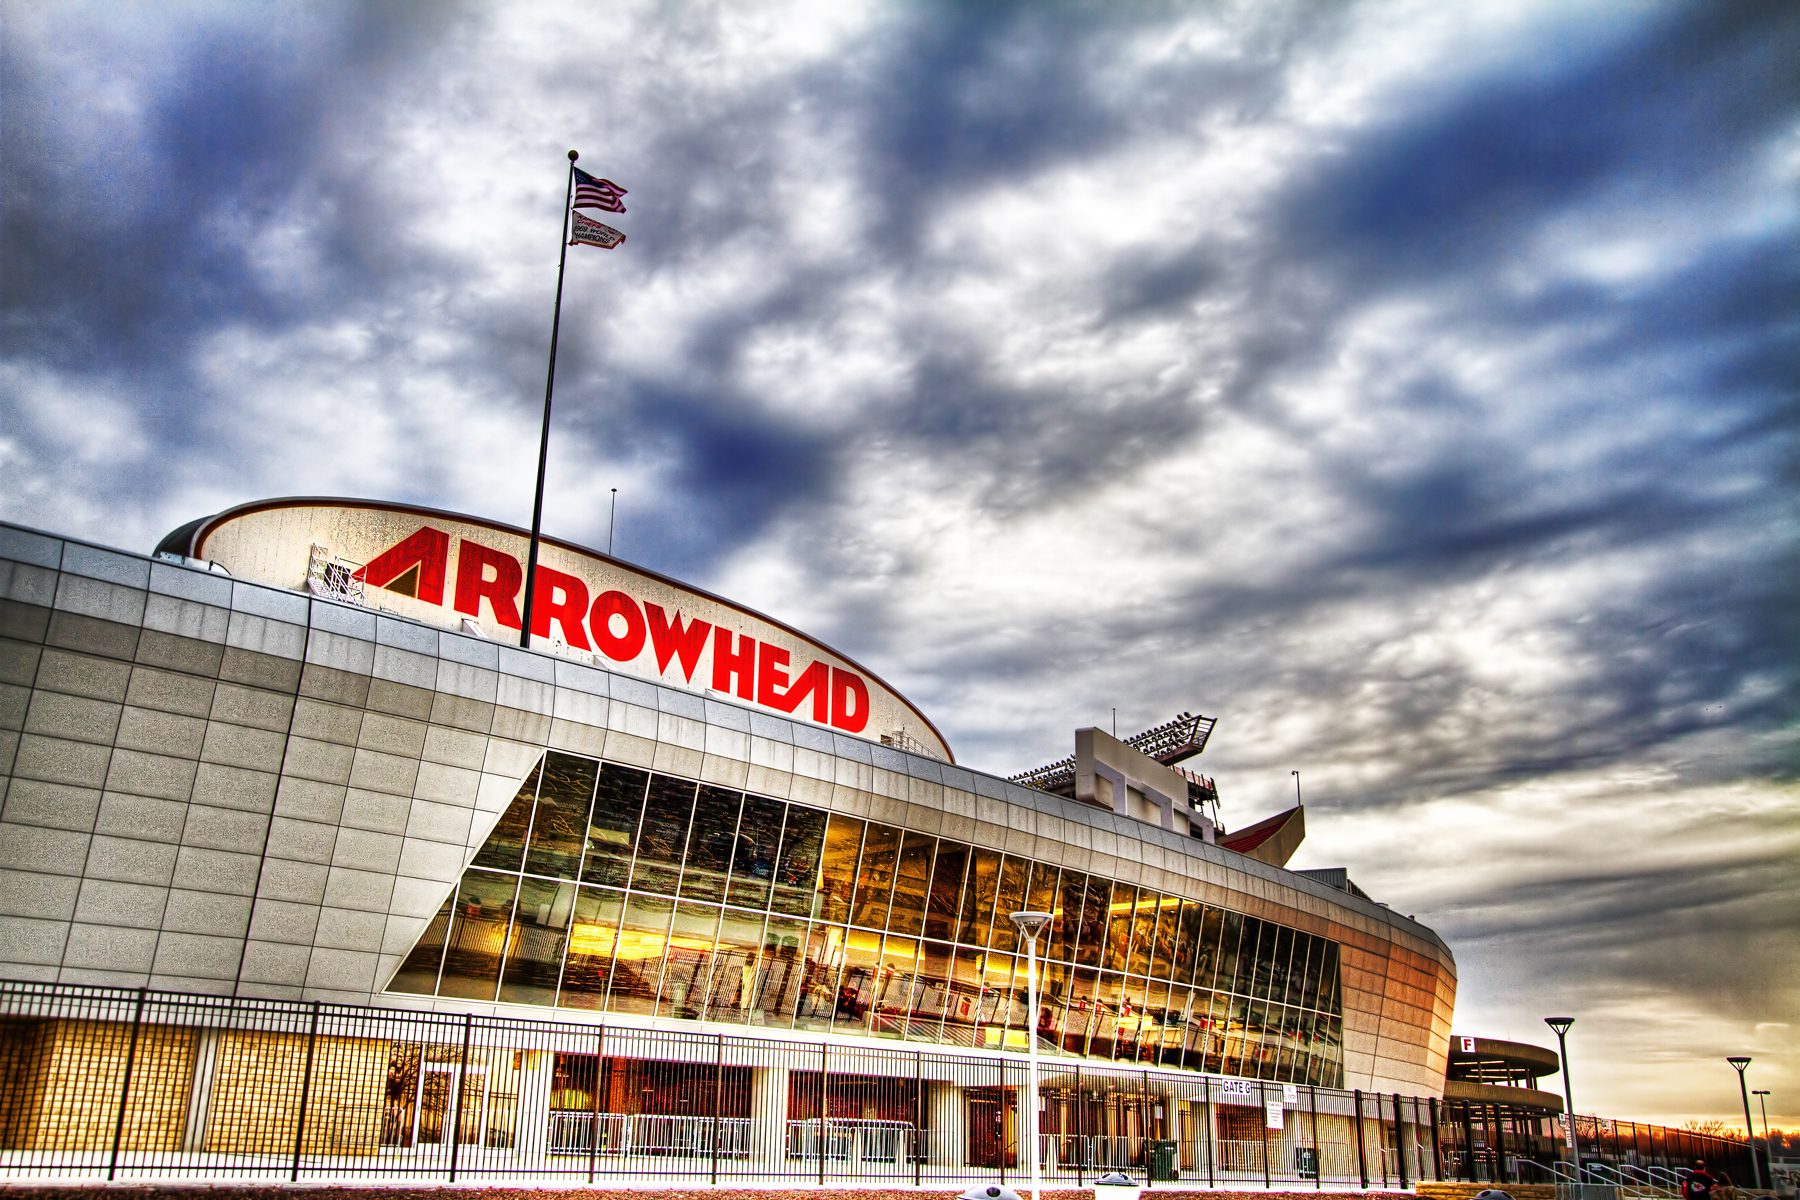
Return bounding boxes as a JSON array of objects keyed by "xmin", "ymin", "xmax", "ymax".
[{"xmin": 520, "ymin": 149, "xmax": 579, "ymax": 648}]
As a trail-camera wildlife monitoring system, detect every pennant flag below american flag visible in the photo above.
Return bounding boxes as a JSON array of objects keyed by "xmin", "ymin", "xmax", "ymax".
[
  {"xmin": 570, "ymin": 210, "xmax": 625, "ymax": 249},
  {"xmin": 573, "ymin": 166, "xmax": 627, "ymax": 213}
]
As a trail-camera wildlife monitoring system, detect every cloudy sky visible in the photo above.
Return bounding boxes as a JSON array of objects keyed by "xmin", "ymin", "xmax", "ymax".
[{"xmin": 4, "ymin": 0, "xmax": 1796, "ymax": 1125}]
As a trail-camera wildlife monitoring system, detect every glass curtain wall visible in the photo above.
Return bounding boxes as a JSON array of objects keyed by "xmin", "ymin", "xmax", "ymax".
[{"xmin": 393, "ymin": 750, "xmax": 1346, "ymax": 1086}]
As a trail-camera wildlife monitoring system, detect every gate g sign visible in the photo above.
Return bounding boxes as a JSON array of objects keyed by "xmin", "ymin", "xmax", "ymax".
[{"xmin": 166, "ymin": 498, "xmax": 951, "ymax": 760}]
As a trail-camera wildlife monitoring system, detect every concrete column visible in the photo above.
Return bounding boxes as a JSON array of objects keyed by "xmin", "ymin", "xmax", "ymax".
[
  {"xmin": 928, "ymin": 1081, "xmax": 967, "ymax": 1170},
  {"xmin": 750, "ymin": 1065, "xmax": 791, "ymax": 1169},
  {"xmin": 513, "ymin": 1049, "xmax": 555, "ymax": 1160},
  {"xmin": 181, "ymin": 1029, "xmax": 221, "ymax": 1152}
]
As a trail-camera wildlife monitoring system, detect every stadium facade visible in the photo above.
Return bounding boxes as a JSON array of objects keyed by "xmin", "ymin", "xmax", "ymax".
[{"xmin": 0, "ymin": 499, "xmax": 1460, "ymax": 1180}]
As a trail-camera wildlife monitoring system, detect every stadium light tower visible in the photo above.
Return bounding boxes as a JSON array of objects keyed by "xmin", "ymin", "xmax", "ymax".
[{"xmin": 1546, "ymin": 1018, "xmax": 1579, "ymax": 1175}]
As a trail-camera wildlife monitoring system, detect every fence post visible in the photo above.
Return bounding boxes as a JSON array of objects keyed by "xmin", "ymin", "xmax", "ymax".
[
  {"xmin": 818, "ymin": 1041, "xmax": 827, "ymax": 1187},
  {"xmin": 105, "ymin": 987, "xmax": 150, "ymax": 1182},
  {"xmin": 1146, "ymin": 1068, "xmax": 1155, "ymax": 1190},
  {"xmin": 1203, "ymin": 1075, "xmax": 1213, "ymax": 1189},
  {"xmin": 1307, "ymin": 1084, "xmax": 1321, "ymax": 1190},
  {"xmin": 586, "ymin": 1025, "xmax": 604, "ymax": 1184},
  {"xmin": 1353, "ymin": 1088, "xmax": 1369, "ymax": 1190},
  {"xmin": 1396, "ymin": 1093, "xmax": 1410, "ymax": 1188},
  {"xmin": 915, "ymin": 1050, "xmax": 924, "ymax": 1187},
  {"xmin": 711, "ymin": 1033, "xmax": 724, "ymax": 1185},
  {"xmin": 1259, "ymin": 1079, "xmax": 1272, "ymax": 1190},
  {"xmin": 1461, "ymin": 1102, "xmax": 1477, "ymax": 1182},
  {"xmin": 289, "ymin": 1000, "xmax": 322, "ymax": 1182},
  {"xmin": 448, "ymin": 1013, "xmax": 473, "ymax": 1183},
  {"xmin": 1492, "ymin": 1102, "xmax": 1508, "ymax": 1184},
  {"xmin": 1429, "ymin": 1096, "xmax": 1443, "ymax": 1181}
]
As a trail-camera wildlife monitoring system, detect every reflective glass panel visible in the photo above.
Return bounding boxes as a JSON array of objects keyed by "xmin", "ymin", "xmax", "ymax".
[
  {"xmin": 659, "ymin": 901, "xmax": 722, "ymax": 1017},
  {"xmin": 792, "ymin": 922, "xmax": 845, "ymax": 1032},
  {"xmin": 582, "ymin": 764, "xmax": 646, "ymax": 888},
  {"xmin": 1062, "ymin": 967, "xmax": 1099, "ymax": 1056},
  {"xmin": 924, "ymin": 844, "xmax": 967, "ymax": 943},
  {"xmin": 469, "ymin": 762, "xmax": 541, "ymax": 872},
  {"xmin": 957, "ymin": 849, "xmax": 1001, "ymax": 948},
  {"xmin": 1035, "ymin": 960, "xmax": 1070, "ymax": 1046},
  {"xmin": 887, "ymin": 832, "xmax": 935, "ymax": 938},
  {"xmin": 833, "ymin": 928, "xmax": 884, "ymax": 1035},
  {"xmin": 1192, "ymin": 906, "xmax": 1224, "ymax": 991},
  {"xmin": 1215, "ymin": 912, "xmax": 1246, "ymax": 995},
  {"xmin": 815, "ymin": 816, "xmax": 864, "ymax": 925},
  {"xmin": 870, "ymin": 935, "xmax": 920, "ymax": 1040},
  {"xmin": 559, "ymin": 885, "xmax": 623, "ymax": 1010},
  {"xmin": 755, "ymin": 916, "xmax": 808, "ymax": 1027},
  {"xmin": 705, "ymin": 906, "xmax": 766, "ymax": 1022},
  {"xmin": 1053, "ymin": 871, "xmax": 1086, "ymax": 964},
  {"xmin": 771, "ymin": 805, "xmax": 827, "ymax": 918},
  {"xmin": 1320, "ymin": 942, "xmax": 1342, "ymax": 1014},
  {"xmin": 1150, "ymin": 895, "xmax": 1178, "ymax": 980},
  {"xmin": 849, "ymin": 822, "xmax": 900, "ymax": 930},
  {"xmin": 438, "ymin": 869, "xmax": 519, "ymax": 1000},
  {"xmin": 1074, "ymin": 879, "xmax": 1108, "ymax": 969},
  {"xmin": 523, "ymin": 753, "xmax": 597, "ymax": 879},
  {"xmin": 607, "ymin": 892, "xmax": 675, "ymax": 1015},
  {"xmin": 1103, "ymin": 884, "xmax": 1134, "ymax": 972},
  {"xmin": 631, "ymin": 775, "xmax": 696, "ymax": 895},
  {"xmin": 389, "ymin": 891, "xmax": 452, "ymax": 995},
  {"xmin": 989, "ymin": 855, "xmax": 1030, "ymax": 954},
  {"xmin": 726, "ymin": 795, "xmax": 784, "ymax": 911},
  {"xmin": 679, "ymin": 785, "xmax": 741, "ymax": 902},
  {"xmin": 497, "ymin": 876, "xmax": 576, "ymax": 1005},
  {"xmin": 939, "ymin": 948, "xmax": 988, "ymax": 1045},
  {"xmin": 909, "ymin": 939, "xmax": 955, "ymax": 1042}
]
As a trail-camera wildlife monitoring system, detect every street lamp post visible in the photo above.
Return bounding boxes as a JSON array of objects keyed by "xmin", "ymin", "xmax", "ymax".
[
  {"xmin": 1726, "ymin": 1057, "xmax": 1764, "ymax": 1190},
  {"xmin": 1545, "ymin": 1019, "xmax": 1579, "ymax": 1179},
  {"xmin": 1752, "ymin": 1090, "xmax": 1772, "ymax": 1188},
  {"xmin": 1010, "ymin": 912, "xmax": 1055, "ymax": 1200}
]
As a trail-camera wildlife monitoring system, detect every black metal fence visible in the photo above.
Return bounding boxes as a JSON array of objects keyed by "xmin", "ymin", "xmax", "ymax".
[{"xmin": 0, "ymin": 980, "xmax": 1749, "ymax": 1189}]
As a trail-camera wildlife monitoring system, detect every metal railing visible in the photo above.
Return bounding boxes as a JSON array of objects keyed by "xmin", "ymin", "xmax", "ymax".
[{"xmin": 0, "ymin": 979, "xmax": 1755, "ymax": 1189}]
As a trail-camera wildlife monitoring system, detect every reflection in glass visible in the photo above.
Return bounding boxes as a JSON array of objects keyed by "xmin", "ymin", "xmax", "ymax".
[
  {"xmin": 755, "ymin": 916, "xmax": 807, "ymax": 1027},
  {"xmin": 815, "ymin": 816, "xmax": 863, "ymax": 925},
  {"xmin": 583, "ymin": 765, "xmax": 646, "ymax": 888},
  {"xmin": 956, "ymin": 849, "xmax": 1000, "ymax": 948},
  {"xmin": 924, "ymin": 845, "xmax": 966, "ymax": 943},
  {"xmin": 704, "ymin": 906, "xmax": 766, "ymax": 1022},
  {"xmin": 848, "ymin": 823, "xmax": 900, "ymax": 930},
  {"xmin": 771, "ymin": 806, "xmax": 826, "ymax": 918},
  {"xmin": 469, "ymin": 762, "xmax": 541, "ymax": 872},
  {"xmin": 727, "ymin": 795, "xmax": 784, "ymax": 911},
  {"xmin": 908, "ymin": 939, "xmax": 954, "ymax": 1042},
  {"xmin": 832, "ymin": 928, "xmax": 884, "ymax": 1036},
  {"xmin": 523, "ymin": 754, "xmax": 596, "ymax": 879},
  {"xmin": 559, "ymin": 885, "xmax": 624, "ymax": 1010},
  {"xmin": 659, "ymin": 901, "xmax": 722, "ymax": 1017},
  {"xmin": 498, "ymin": 876, "xmax": 576, "ymax": 1005},
  {"xmin": 679, "ymin": 786, "xmax": 741, "ymax": 903},
  {"xmin": 887, "ymin": 832, "xmax": 934, "ymax": 937},
  {"xmin": 870, "ymin": 935, "xmax": 920, "ymax": 1040},
  {"xmin": 632, "ymin": 776, "xmax": 696, "ymax": 895},
  {"xmin": 607, "ymin": 892, "xmax": 676, "ymax": 1015},
  {"xmin": 1215, "ymin": 912, "xmax": 1246, "ymax": 996},
  {"xmin": 793, "ymin": 922, "xmax": 844, "ymax": 1032},
  {"xmin": 1104, "ymin": 885, "xmax": 1135, "ymax": 972},
  {"xmin": 438, "ymin": 869, "xmax": 520, "ymax": 1000},
  {"xmin": 390, "ymin": 892, "xmax": 453, "ymax": 995},
  {"xmin": 988, "ymin": 855, "xmax": 1030, "ymax": 954},
  {"xmin": 1074, "ymin": 878, "xmax": 1107, "ymax": 968}
]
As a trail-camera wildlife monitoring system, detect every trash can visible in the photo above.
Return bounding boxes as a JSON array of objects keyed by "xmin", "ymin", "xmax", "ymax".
[{"xmin": 1149, "ymin": 1141, "xmax": 1179, "ymax": 1182}]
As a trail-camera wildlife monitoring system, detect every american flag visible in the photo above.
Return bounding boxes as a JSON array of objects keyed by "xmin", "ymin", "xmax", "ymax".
[{"xmin": 573, "ymin": 166, "xmax": 626, "ymax": 213}]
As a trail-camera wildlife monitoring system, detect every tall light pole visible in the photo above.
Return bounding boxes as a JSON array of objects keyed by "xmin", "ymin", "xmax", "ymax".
[
  {"xmin": 1291, "ymin": 770, "xmax": 1302, "ymax": 805},
  {"xmin": 1546, "ymin": 1018, "xmax": 1579, "ymax": 1177},
  {"xmin": 1011, "ymin": 911, "xmax": 1054, "ymax": 1200},
  {"xmin": 1727, "ymin": 1057, "xmax": 1764, "ymax": 1189},
  {"xmin": 1752, "ymin": 1090, "xmax": 1772, "ymax": 1186}
]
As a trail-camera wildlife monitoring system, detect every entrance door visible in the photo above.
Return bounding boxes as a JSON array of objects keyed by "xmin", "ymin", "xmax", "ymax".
[{"xmin": 969, "ymin": 1091, "xmax": 1005, "ymax": 1168}]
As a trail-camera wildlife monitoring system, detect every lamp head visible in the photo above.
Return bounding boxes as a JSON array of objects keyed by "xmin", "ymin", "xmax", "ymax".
[
  {"xmin": 1753, "ymin": 1090, "xmax": 1770, "ymax": 1096},
  {"xmin": 1545, "ymin": 1017, "xmax": 1575, "ymax": 1036},
  {"xmin": 1727, "ymin": 1056, "xmax": 1752, "ymax": 1073},
  {"xmin": 1009, "ymin": 911, "xmax": 1054, "ymax": 938}
]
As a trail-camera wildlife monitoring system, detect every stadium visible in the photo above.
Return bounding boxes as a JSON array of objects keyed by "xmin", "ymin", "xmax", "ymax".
[{"xmin": 1, "ymin": 498, "xmax": 1489, "ymax": 1186}]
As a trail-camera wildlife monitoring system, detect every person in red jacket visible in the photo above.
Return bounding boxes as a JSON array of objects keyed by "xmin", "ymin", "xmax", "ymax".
[{"xmin": 1683, "ymin": 1161, "xmax": 1718, "ymax": 1200}]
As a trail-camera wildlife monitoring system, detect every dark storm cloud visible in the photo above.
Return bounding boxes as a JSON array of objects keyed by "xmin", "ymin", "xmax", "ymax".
[{"xmin": 3, "ymin": 0, "xmax": 1797, "ymax": 1119}]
